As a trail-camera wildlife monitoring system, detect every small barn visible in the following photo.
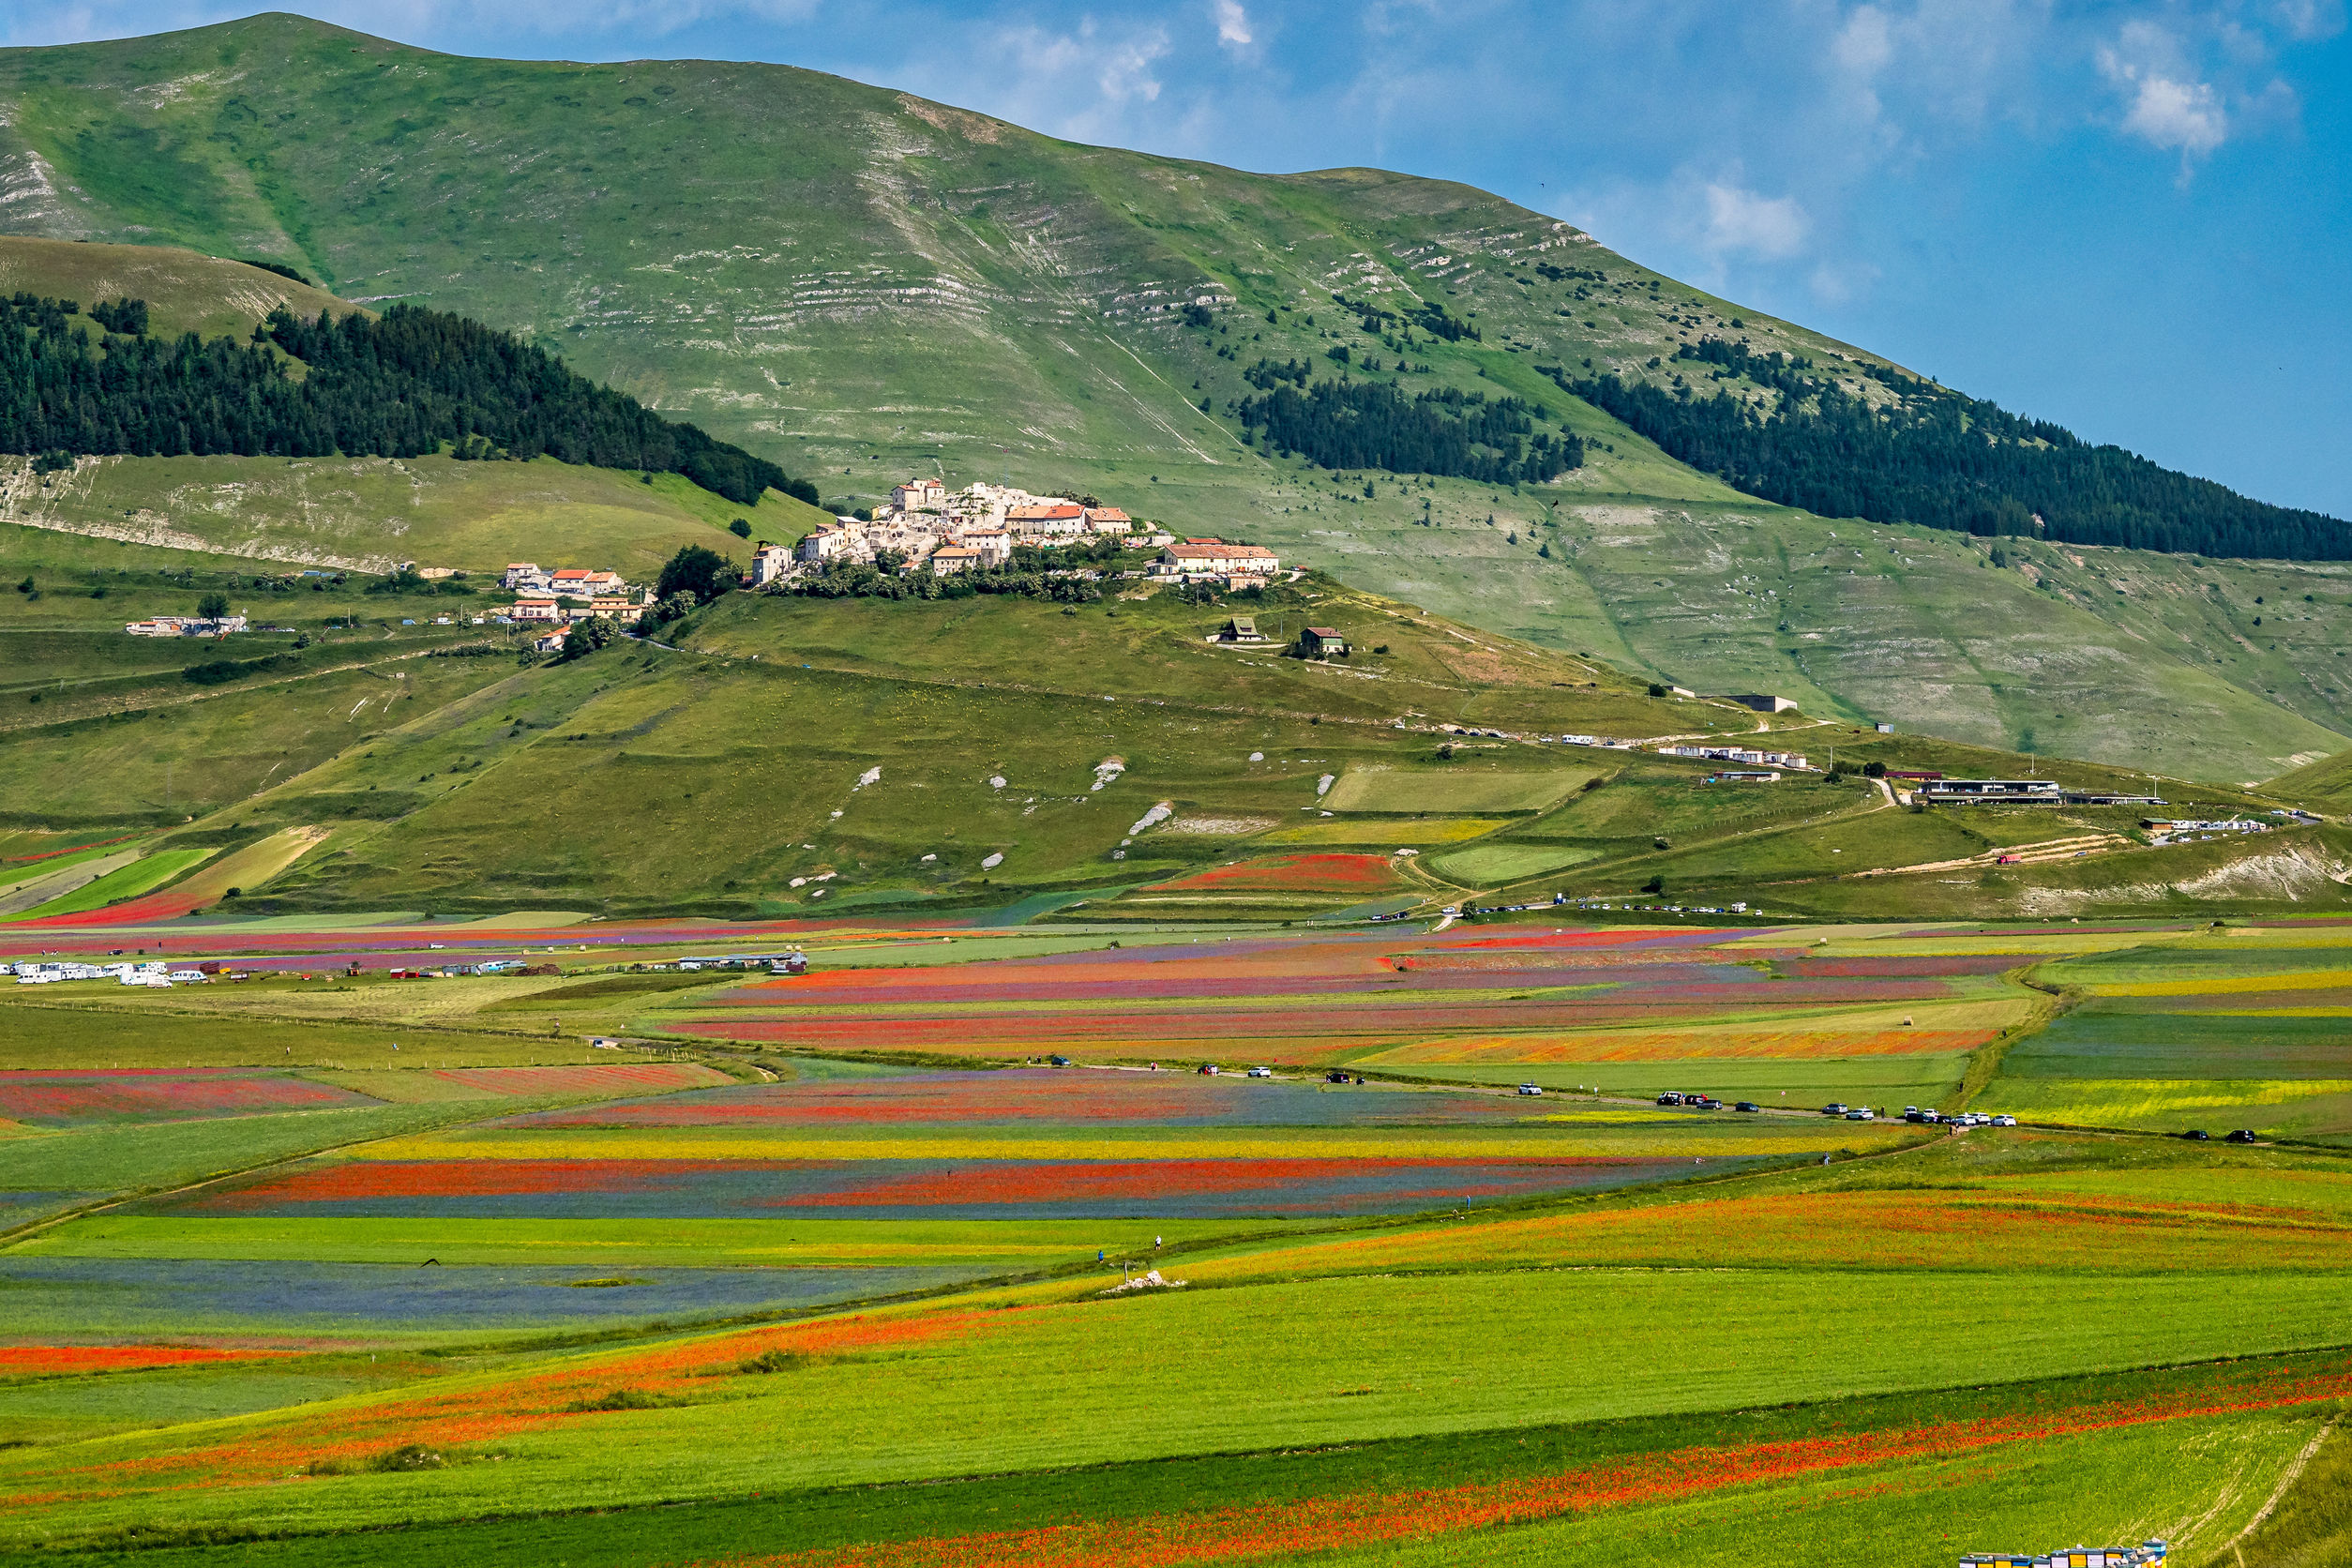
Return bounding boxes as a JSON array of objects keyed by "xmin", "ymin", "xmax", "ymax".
[
  {"xmin": 1219, "ymin": 616, "xmax": 1259, "ymax": 642},
  {"xmin": 1300, "ymin": 626, "xmax": 1349, "ymax": 659}
]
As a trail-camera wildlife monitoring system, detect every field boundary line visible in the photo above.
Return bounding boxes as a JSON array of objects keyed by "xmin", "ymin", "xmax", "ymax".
[{"xmin": 1956, "ymin": 968, "xmax": 2073, "ymax": 1108}]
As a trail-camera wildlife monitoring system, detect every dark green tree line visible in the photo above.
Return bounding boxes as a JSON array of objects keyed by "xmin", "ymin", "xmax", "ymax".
[
  {"xmin": 1237, "ymin": 378, "xmax": 1581, "ymax": 484},
  {"xmin": 1554, "ymin": 339, "xmax": 2349, "ymax": 560},
  {"xmin": 0, "ymin": 294, "xmax": 818, "ymax": 508}
]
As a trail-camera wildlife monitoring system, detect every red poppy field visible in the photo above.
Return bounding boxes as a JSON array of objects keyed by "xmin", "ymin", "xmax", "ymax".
[
  {"xmin": 1143, "ymin": 853, "xmax": 1410, "ymax": 895},
  {"xmin": 0, "ymin": 1071, "xmax": 384, "ymax": 1126}
]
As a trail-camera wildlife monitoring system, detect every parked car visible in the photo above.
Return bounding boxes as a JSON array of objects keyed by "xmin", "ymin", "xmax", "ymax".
[
  {"xmin": 2226, "ymin": 1129, "xmax": 2260, "ymax": 1143},
  {"xmin": 1656, "ymin": 1093, "xmax": 1685, "ymax": 1106},
  {"xmin": 1196, "ymin": 1063, "xmax": 1217, "ymax": 1075},
  {"xmin": 1691, "ymin": 1096, "xmax": 1724, "ymax": 1110},
  {"xmin": 1733, "ymin": 1101, "xmax": 1760, "ymax": 1113},
  {"xmin": 1821, "ymin": 1102, "xmax": 1850, "ymax": 1116},
  {"xmin": 1247, "ymin": 1065, "xmax": 1272, "ymax": 1078},
  {"xmin": 1516, "ymin": 1083, "xmax": 1544, "ymax": 1097},
  {"xmin": 1904, "ymin": 1110, "xmax": 1930, "ymax": 1123},
  {"xmin": 1325, "ymin": 1070, "xmax": 1350, "ymax": 1084},
  {"xmin": 2180, "ymin": 1128, "xmax": 2211, "ymax": 1141},
  {"xmin": 1845, "ymin": 1108, "xmax": 1877, "ymax": 1121},
  {"xmin": 1048, "ymin": 1054, "xmax": 1072, "ymax": 1068},
  {"xmin": 1991, "ymin": 1114, "xmax": 2017, "ymax": 1127}
]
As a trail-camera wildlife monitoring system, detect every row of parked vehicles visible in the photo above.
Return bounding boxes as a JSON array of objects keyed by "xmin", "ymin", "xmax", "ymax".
[
  {"xmin": 1655, "ymin": 1093, "xmax": 1773, "ymax": 1113},
  {"xmin": 2179, "ymin": 1127, "xmax": 2262, "ymax": 1143},
  {"xmin": 1809, "ymin": 1102, "xmax": 2021, "ymax": 1126}
]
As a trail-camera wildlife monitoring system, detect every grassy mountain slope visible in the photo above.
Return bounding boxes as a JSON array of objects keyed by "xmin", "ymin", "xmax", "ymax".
[
  {"xmin": 0, "ymin": 234, "xmax": 347, "ymax": 340},
  {"xmin": 3, "ymin": 447, "xmax": 822, "ymax": 578},
  {"xmin": 1, "ymin": 16, "xmax": 2346, "ymax": 781},
  {"xmin": 0, "ymin": 234, "xmax": 831, "ymax": 574},
  {"xmin": 2267, "ymin": 746, "xmax": 2352, "ymax": 812}
]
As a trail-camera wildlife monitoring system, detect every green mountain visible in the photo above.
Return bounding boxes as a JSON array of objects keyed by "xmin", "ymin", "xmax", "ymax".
[{"xmin": 4, "ymin": 15, "xmax": 2351, "ymax": 782}]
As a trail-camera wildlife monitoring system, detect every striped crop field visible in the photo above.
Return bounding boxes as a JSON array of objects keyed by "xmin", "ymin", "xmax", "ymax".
[
  {"xmin": 5, "ymin": 1268, "xmax": 2348, "ymax": 1552},
  {"xmin": 503, "ymin": 1068, "xmax": 1563, "ymax": 1128},
  {"xmin": 0, "ymin": 1071, "xmax": 384, "ymax": 1126},
  {"xmin": 0, "ymin": 1345, "xmax": 298, "ymax": 1378},
  {"xmin": 14, "ymin": 916, "xmax": 2352, "ymax": 1563},
  {"xmin": 1141, "ymin": 853, "xmax": 1411, "ymax": 893},
  {"xmin": 147, "ymin": 1144, "xmax": 1800, "ymax": 1220},
  {"xmin": 1352, "ymin": 1021, "xmax": 2002, "ymax": 1066},
  {"xmin": 1178, "ymin": 1181, "xmax": 2352, "ymax": 1284}
]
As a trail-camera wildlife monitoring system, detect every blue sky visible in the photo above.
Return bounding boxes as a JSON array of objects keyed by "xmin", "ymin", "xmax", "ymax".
[{"xmin": 14, "ymin": 2, "xmax": 2351, "ymax": 516}]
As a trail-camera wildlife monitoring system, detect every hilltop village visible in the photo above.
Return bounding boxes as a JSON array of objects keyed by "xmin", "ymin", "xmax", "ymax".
[{"xmin": 755, "ymin": 479, "xmax": 1280, "ymax": 591}]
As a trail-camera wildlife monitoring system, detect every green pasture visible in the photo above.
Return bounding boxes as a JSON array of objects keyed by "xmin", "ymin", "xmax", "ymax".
[
  {"xmin": 2039, "ymin": 939, "xmax": 2352, "ymax": 986},
  {"xmin": 1514, "ymin": 765, "xmax": 1861, "ymax": 842},
  {"xmin": 1972, "ymin": 1162, "xmax": 2352, "ymax": 1216},
  {"xmin": 6, "ymin": 1263, "xmax": 2348, "ymax": 1548},
  {"xmin": 1427, "ymin": 843, "xmax": 1602, "ymax": 883},
  {"xmin": 8, "ymin": 451, "xmax": 817, "ymax": 581},
  {"xmin": 1320, "ymin": 769, "xmax": 1592, "ymax": 815},
  {"xmin": 17, "ymin": 1215, "xmax": 1253, "ymax": 1270},
  {"xmin": 692, "ymin": 590, "xmax": 1685, "ymax": 740},
  {"xmin": 0, "ymin": 652, "xmax": 518, "ymax": 828},
  {"xmin": 0, "ymin": 1001, "xmax": 614, "ymax": 1070},
  {"xmin": 2000, "ymin": 1006, "xmax": 2352, "ymax": 1080},
  {"xmin": 0, "ymin": 1361, "xmax": 438, "ymax": 1450}
]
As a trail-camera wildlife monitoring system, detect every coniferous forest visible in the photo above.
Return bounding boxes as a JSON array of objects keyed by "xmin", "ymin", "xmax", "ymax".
[
  {"xmin": 0, "ymin": 294, "xmax": 818, "ymax": 507},
  {"xmin": 1556, "ymin": 339, "xmax": 2349, "ymax": 561},
  {"xmin": 1236, "ymin": 377, "xmax": 1582, "ymax": 485}
]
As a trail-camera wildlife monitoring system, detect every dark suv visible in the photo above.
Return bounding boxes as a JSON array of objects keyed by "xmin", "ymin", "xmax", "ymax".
[{"xmin": 2226, "ymin": 1129, "xmax": 2260, "ymax": 1143}]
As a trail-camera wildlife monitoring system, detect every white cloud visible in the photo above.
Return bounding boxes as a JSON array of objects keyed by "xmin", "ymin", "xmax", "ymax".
[
  {"xmin": 2271, "ymin": 0, "xmax": 2346, "ymax": 41},
  {"xmin": 1212, "ymin": 0, "xmax": 1252, "ymax": 49},
  {"xmin": 2099, "ymin": 26, "xmax": 2227, "ymax": 167},
  {"xmin": 1702, "ymin": 180, "xmax": 1809, "ymax": 261},
  {"xmin": 1831, "ymin": 6, "xmax": 1893, "ymax": 75},
  {"xmin": 1096, "ymin": 26, "xmax": 1171, "ymax": 104},
  {"xmin": 2119, "ymin": 73, "xmax": 2228, "ymax": 155}
]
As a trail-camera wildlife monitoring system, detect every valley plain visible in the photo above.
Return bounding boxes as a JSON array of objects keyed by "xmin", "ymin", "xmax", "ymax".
[{"xmin": 5, "ymin": 14, "xmax": 2352, "ymax": 1567}]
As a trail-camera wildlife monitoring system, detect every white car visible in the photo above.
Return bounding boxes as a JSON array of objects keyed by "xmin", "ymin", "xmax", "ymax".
[
  {"xmin": 1844, "ymin": 1108, "xmax": 1876, "ymax": 1121},
  {"xmin": 1992, "ymin": 1114, "xmax": 2017, "ymax": 1127},
  {"xmin": 1246, "ymin": 1066, "xmax": 1273, "ymax": 1078},
  {"xmin": 1516, "ymin": 1082, "xmax": 1544, "ymax": 1096}
]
